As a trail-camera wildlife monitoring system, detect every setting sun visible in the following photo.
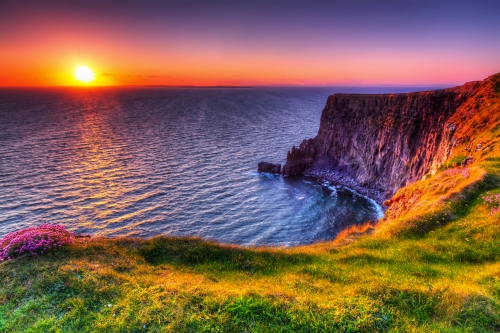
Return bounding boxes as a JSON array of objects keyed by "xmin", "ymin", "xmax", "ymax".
[{"xmin": 75, "ymin": 66, "xmax": 95, "ymax": 83}]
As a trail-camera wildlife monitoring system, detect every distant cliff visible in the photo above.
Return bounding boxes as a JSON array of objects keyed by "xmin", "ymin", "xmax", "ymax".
[{"xmin": 283, "ymin": 75, "xmax": 500, "ymax": 198}]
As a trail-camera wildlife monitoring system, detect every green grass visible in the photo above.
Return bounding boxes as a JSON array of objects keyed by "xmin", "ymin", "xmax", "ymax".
[
  {"xmin": 439, "ymin": 155, "xmax": 466, "ymax": 171},
  {"xmin": 1, "ymin": 165, "xmax": 500, "ymax": 333}
]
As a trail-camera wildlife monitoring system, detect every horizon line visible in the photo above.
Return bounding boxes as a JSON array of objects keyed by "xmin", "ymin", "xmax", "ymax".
[{"xmin": 0, "ymin": 83, "xmax": 462, "ymax": 89}]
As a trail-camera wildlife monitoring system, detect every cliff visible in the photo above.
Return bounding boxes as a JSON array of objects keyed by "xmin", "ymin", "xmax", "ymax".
[{"xmin": 283, "ymin": 74, "xmax": 500, "ymax": 199}]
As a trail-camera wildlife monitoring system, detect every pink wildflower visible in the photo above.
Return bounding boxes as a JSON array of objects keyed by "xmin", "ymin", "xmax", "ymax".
[
  {"xmin": 482, "ymin": 192, "xmax": 500, "ymax": 216},
  {"xmin": 0, "ymin": 224, "xmax": 74, "ymax": 261}
]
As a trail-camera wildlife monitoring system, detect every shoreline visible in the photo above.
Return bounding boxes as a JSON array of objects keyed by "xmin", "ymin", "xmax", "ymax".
[{"xmin": 302, "ymin": 167, "xmax": 387, "ymax": 205}]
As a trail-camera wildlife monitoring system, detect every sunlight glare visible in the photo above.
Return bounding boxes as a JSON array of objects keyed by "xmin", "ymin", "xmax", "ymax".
[{"xmin": 75, "ymin": 66, "xmax": 95, "ymax": 83}]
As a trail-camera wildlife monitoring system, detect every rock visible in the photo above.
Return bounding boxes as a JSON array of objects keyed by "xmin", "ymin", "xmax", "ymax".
[
  {"xmin": 281, "ymin": 145, "xmax": 313, "ymax": 176},
  {"xmin": 282, "ymin": 78, "xmax": 490, "ymax": 199},
  {"xmin": 461, "ymin": 156, "xmax": 474, "ymax": 167},
  {"xmin": 257, "ymin": 162, "xmax": 281, "ymax": 174}
]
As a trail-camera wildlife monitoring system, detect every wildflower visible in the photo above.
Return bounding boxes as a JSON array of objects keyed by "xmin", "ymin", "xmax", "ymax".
[
  {"xmin": 482, "ymin": 191, "xmax": 500, "ymax": 216},
  {"xmin": 0, "ymin": 224, "xmax": 73, "ymax": 261}
]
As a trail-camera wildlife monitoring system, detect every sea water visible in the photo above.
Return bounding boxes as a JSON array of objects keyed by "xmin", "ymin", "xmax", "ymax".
[{"xmin": 0, "ymin": 86, "xmax": 437, "ymax": 246}]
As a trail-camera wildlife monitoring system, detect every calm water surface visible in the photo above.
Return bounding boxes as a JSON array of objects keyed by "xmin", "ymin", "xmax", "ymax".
[{"xmin": 0, "ymin": 86, "xmax": 423, "ymax": 246}]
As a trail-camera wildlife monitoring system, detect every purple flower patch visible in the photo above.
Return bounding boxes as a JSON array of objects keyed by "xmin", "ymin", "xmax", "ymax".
[
  {"xmin": 481, "ymin": 192, "xmax": 500, "ymax": 215},
  {"xmin": 443, "ymin": 167, "xmax": 470, "ymax": 178},
  {"xmin": 0, "ymin": 224, "xmax": 74, "ymax": 261}
]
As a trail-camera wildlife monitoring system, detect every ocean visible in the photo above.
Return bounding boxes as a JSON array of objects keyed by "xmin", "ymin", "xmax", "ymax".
[{"xmin": 0, "ymin": 86, "xmax": 441, "ymax": 246}]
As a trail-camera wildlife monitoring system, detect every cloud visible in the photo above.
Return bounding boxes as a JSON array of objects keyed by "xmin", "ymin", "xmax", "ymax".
[
  {"xmin": 101, "ymin": 73, "xmax": 112, "ymax": 76},
  {"xmin": 148, "ymin": 75, "xmax": 160, "ymax": 78}
]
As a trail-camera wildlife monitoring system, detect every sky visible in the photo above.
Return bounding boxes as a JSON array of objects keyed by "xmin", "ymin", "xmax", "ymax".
[{"xmin": 1, "ymin": 0, "xmax": 499, "ymax": 86}]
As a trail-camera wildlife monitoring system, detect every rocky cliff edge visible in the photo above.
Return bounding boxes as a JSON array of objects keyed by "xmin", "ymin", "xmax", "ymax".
[{"xmin": 283, "ymin": 74, "xmax": 500, "ymax": 200}]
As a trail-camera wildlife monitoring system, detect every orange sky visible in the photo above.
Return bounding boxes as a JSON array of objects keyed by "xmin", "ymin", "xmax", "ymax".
[{"xmin": 1, "ymin": 1, "xmax": 499, "ymax": 87}]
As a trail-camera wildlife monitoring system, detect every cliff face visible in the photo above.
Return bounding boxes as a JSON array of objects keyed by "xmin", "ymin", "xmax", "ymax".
[{"xmin": 283, "ymin": 79, "xmax": 487, "ymax": 198}]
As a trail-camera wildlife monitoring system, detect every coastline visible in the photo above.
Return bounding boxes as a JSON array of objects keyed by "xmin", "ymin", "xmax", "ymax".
[{"xmin": 303, "ymin": 167, "xmax": 387, "ymax": 205}]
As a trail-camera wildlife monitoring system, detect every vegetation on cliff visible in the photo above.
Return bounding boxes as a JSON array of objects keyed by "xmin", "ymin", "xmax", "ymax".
[{"xmin": 1, "ymin": 74, "xmax": 499, "ymax": 332}]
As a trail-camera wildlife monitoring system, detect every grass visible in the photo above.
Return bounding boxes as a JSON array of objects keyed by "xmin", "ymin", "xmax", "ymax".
[
  {"xmin": 1, "ymin": 158, "xmax": 499, "ymax": 332},
  {"xmin": 439, "ymin": 155, "xmax": 466, "ymax": 171},
  {"xmin": 1, "ymin": 74, "xmax": 499, "ymax": 332},
  {"xmin": 493, "ymin": 74, "xmax": 500, "ymax": 94}
]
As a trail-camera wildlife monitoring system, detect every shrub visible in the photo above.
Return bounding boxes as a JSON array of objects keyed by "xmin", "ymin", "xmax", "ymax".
[
  {"xmin": 440, "ymin": 155, "xmax": 466, "ymax": 171},
  {"xmin": 0, "ymin": 224, "xmax": 73, "ymax": 261}
]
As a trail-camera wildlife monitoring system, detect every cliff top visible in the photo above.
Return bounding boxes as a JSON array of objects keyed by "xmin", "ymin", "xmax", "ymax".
[{"xmin": 330, "ymin": 79, "xmax": 483, "ymax": 98}]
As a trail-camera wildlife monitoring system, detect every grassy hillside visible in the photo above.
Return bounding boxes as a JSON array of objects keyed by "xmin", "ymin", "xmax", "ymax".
[{"xmin": 1, "ymin": 75, "xmax": 499, "ymax": 332}]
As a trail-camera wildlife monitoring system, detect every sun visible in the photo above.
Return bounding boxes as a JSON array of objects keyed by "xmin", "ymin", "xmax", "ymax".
[{"xmin": 75, "ymin": 66, "xmax": 95, "ymax": 83}]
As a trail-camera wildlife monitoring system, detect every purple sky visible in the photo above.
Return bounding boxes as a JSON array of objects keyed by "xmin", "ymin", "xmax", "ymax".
[{"xmin": 1, "ymin": 0, "xmax": 499, "ymax": 85}]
